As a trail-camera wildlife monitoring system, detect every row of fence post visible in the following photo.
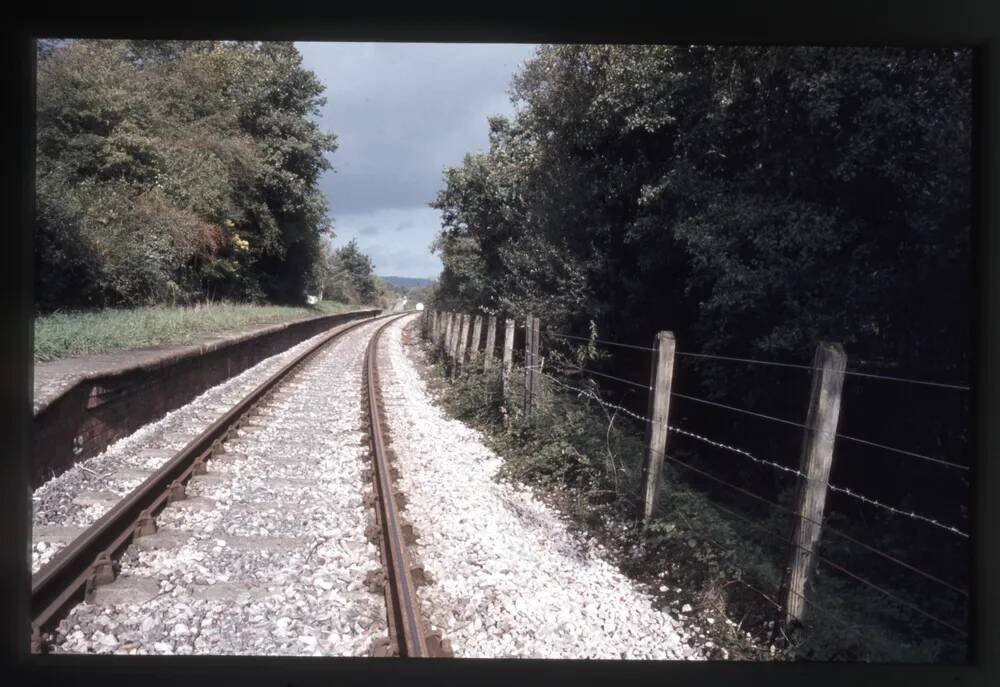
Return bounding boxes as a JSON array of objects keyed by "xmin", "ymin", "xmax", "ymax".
[
  {"xmin": 418, "ymin": 308, "xmax": 846, "ymax": 629},
  {"xmin": 425, "ymin": 310, "xmax": 516, "ymax": 382}
]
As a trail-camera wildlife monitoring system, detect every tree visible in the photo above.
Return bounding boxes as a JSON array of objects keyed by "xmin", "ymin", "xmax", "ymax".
[
  {"xmin": 320, "ymin": 239, "xmax": 380, "ymax": 306},
  {"xmin": 34, "ymin": 39, "xmax": 338, "ymax": 309},
  {"xmin": 433, "ymin": 45, "xmax": 971, "ymax": 379}
]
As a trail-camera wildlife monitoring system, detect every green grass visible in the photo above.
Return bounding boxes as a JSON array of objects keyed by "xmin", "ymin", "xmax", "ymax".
[{"xmin": 34, "ymin": 300, "xmax": 364, "ymax": 362}]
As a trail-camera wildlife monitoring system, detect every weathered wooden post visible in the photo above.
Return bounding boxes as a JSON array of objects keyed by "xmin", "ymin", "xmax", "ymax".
[
  {"xmin": 641, "ymin": 331, "xmax": 676, "ymax": 523},
  {"xmin": 782, "ymin": 342, "xmax": 846, "ymax": 626},
  {"xmin": 442, "ymin": 312, "xmax": 454, "ymax": 357},
  {"xmin": 440, "ymin": 311, "xmax": 450, "ymax": 348},
  {"xmin": 443, "ymin": 312, "xmax": 453, "ymax": 360},
  {"xmin": 523, "ymin": 315, "xmax": 534, "ymax": 416},
  {"xmin": 469, "ymin": 315, "xmax": 483, "ymax": 367},
  {"xmin": 455, "ymin": 314, "xmax": 471, "ymax": 372},
  {"xmin": 522, "ymin": 315, "xmax": 541, "ymax": 419},
  {"xmin": 501, "ymin": 318, "xmax": 515, "ymax": 397},
  {"xmin": 531, "ymin": 315, "xmax": 541, "ymax": 406},
  {"xmin": 449, "ymin": 314, "xmax": 464, "ymax": 366},
  {"xmin": 483, "ymin": 315, "xmax": 498, "ymax": 371}
]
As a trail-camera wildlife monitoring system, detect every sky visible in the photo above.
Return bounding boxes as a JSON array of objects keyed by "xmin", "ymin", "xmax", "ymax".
[{"xmin": 295, "ymin": 42, "xmax": 538, "ymax": 280}]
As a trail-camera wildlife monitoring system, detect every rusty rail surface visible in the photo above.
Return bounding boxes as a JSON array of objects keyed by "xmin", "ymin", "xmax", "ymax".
[
  {"xmin": 363, "ymin": 315, "xmax": 451, "ymax": 658},
  {"xmin": 29, "ymin": 311, "xmax": 392, "ymax": 653}
]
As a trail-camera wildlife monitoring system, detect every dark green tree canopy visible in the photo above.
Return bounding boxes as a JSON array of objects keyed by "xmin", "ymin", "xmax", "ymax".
[{"xmin": 432, "ymin": 45, "xmax": 971, "ymax": 380}]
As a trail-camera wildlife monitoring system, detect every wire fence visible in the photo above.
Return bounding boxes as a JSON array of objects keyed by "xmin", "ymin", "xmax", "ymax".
[
  {"xmin": 548, "ymin": 329, "xmax": 971, "ymax": 390},
  {"xmin": 423, "ymin": 310, "xmax": 971, "ymax": 651},
  {"xmin": 534, "ymin": 365, "xmax": 969, "ymax": 540}
]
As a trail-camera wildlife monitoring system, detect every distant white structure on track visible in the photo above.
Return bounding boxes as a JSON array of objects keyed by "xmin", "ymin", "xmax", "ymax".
[{"xmin": 416, "ymin": 302, "xmax": 424, "ymax": 311}]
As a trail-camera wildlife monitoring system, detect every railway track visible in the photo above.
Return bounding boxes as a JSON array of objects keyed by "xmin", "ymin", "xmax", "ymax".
[{"xmin": 30, "ymin": 312, "xmax": 448, "ymax": 657}]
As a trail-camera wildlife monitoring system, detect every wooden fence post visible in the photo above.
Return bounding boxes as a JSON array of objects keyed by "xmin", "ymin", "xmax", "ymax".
[
  {"xmin": 641, "ymin": 331, "xmax": 676, "ymax": 523},
  {"xmin": 442, "ymin": 312, "xmax": 454, "ymax": 357},
  {"xmin": 502, "ymin": 318, "xmax": 515, "ymax": 397},
  {"xmin": 483, "ymin": 315, "xmax": 498, "ymax": 371},
  {"xmin": 532, "ymin": 316, "xmax": 541, "ymax": 405},
  {"xmin": 470, "ymin": 315, "xmax": 483, "ymax": 367},
  {"xmin": 455, "ymin": 314, "xmax": 471, "ymax": 372},
  {"xmin": 523, "ymin": 315, "xmax": 533, "ymax": 416},
  {"xmin": 782, "ymin": 342, "xmax": 846, "ymax": 626},
  {"xmin": 522, "ymin": 315, "xmax": 541, "ymax": 419},
  {"xmin": 534, "ymin": 317, "xmax": 547, "ymax": 405},
  {"xmin": 450, "ymin": 314, "xmax": 462, "ymax": 365},
  {"xmin": 447, "ymin": 313, "xmax": 460, "ymax": 363}
]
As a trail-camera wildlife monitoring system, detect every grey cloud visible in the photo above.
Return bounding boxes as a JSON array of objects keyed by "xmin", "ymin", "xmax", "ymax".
[
  {"xmin": 297, "ymin": 42, "xmax": 537, "ymax": 278},
  {"xmin": 299, "ymin": 42, "xmax": 536, "ymax": 216}
]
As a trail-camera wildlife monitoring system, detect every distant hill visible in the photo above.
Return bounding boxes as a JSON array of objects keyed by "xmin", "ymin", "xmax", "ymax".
[{"xmin": 380, "ymin": 276, "xmax": 433, "ymax": 290}]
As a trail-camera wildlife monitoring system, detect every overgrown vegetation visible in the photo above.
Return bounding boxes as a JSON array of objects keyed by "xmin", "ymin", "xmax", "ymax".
[
  {"xmin": 432, "ymin": 45, "xmax": 970, "ymax": 377},
  {"xmin": 418, "ymin": 324, "xmax": 964, "ymax": 662},
  {"xmin": 36, "ymin": 39, "xmax": 337, "ymax": 311},
  {"xmin": 34, "ymin": 300, "xmax": 358, "ymax": 361},
  {"xmin": 428, "ymin": 45, "xmax": 971, "ymax": 660}
]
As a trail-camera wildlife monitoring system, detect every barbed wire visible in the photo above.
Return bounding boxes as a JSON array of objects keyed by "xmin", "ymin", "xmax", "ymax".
[
  {"xmin": 684, "ymin": 473, "xmax": 969, "ymax": 638},
  {"xmin": 670, "ymin": 391, "xmax": 969, "ymax": 471},
  {"xmin": 668, "ymin": 425, "xmax": 970, "ymax": 539},
  {"xmin": 547, "ymin": 330, "xmax": 657, "ymax": 353},
  {"xmin": 543, "ymin": 322, "xmax": 968, "ymax": 390},
  {"xmin": 674, "ymin": 350, "xmax": 970, "ymax": 391},
  {"xmin": 558, "ymin": 363, "xmax": 652, "ymax": 390},
  {"xmin": 532, "ymin": 366, "xmax": 971, "ymax": 543},
  {"xmin": 533, "ymin": 367, "xmax": 654, "ymax": 426},
  {"xmin": 670, "ymin": 501, "xmax": 914, "ymax": 648}
]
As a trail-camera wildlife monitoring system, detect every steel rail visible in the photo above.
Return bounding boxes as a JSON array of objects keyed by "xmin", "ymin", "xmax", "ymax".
[
  {"xmin": 363, "ymin": 314, "xmax": 449, "ymax": 658},
  {"xmin": 29, "ymin": 310, "xmax": 390, "ymax": 653}
]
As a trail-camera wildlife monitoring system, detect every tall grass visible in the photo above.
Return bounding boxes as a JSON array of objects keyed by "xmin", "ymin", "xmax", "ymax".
[{"xmin": 34, "ymin": 301, "xmax": 359, "ymax": 362}]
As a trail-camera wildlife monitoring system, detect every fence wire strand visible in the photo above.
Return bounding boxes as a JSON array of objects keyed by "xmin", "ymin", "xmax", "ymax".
[
  {"xmin": 668, "ymin": 424, "xmax": 969, "ymax": 539},
  {"xmin": 669, "ymin": 391, "xmax": 969, "ymax": 471},
  {"xmin": 547, "ymin": 327, "xmax": 968, "ymax": 389},
  {"xmin": 558, "ymin": 363, "xmax": 652, "ymax": 390},
  {"xmin": 547, "ymin": 330, "xmax": 657, "ymax": 353},
  {"xmin": 438, "ymin": 320, "xmax": 969, "ymax": 638},
  {"xmin": 674, "ymin": 350, "xmax": 970, "ymax": 391},
  {"xmin": 682, "ymin": 469, "xmax": 969, "ymax": 638},
  {"xmin": 533, "ymin": 366, "xmax": 971, "ymax": 555}
]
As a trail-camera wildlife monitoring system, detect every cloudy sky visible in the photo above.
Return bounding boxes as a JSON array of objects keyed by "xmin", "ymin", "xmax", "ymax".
[{"xmin": 295, "ymin": 42, "xmax": 538, "ymax": 279}]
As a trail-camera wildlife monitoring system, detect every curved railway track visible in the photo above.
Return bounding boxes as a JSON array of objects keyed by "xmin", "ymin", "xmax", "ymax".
[
  {"xmin": 364, "ymin": 315, "xmax": 450, "ymax": 658},
  {"xmin": 30, "ymin": 311, "xmax": 448, "ymax": 658}
]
